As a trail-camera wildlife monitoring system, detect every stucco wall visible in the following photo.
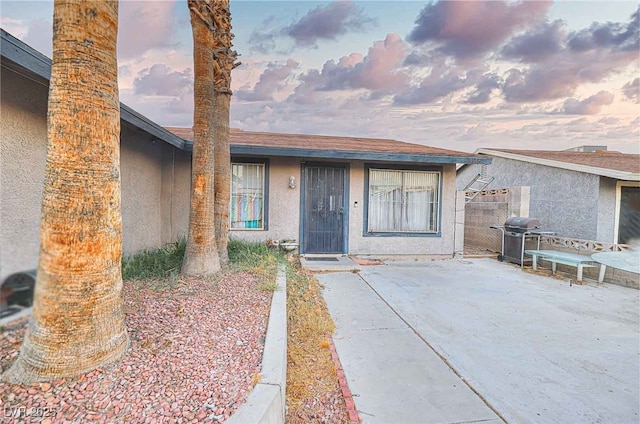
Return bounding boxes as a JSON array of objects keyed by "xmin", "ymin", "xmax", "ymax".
[
  {"xmin": 161, "ymin": 148, "xmax": 191, "ymax": 244},
  {"xmin": 0, "ymin": 69, "xmax": 48, "ymax": 282},
  {"xmin": 231, "ymin": 159, "xmax": 458, "ymax": 256},
  {"xmin": 347, "ymin": 162, "xmax": 457, "ymax": 256},
  {"xmin": 597, "ymin": 177, "xmax": 617, "ymax": 243},
  {"xmin": 120, "ymin": 126, "xmax": 163, "ymax": 254},
  {"xmin": 0, "ymin": 69, "xmax": 190, "ymax": 282},
  {"xmin": 230, "ymin": 157, "xmax": 301, "ymax": 244},
  {"xmin": 458, "ymin": 158, "xmax": 601, "ymax": 239}
]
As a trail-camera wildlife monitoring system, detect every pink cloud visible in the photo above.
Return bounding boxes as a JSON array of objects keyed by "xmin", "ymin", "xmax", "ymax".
[
  {"xmin": 289, "ymin": 33, "xmax": 407, "ymax": 103},
  {"xmin": 236, "ymin": 59, "xmax": 299, "ymax": 101},
  {"xmin": 561, "ymin": 91, "xmax": 614, "ymax": 115},
  {"xmin": 408, "ymin": 0, "xmax": 551, "ymax": 59},
  {"xmin": 119, "ymin": 0, "xmax": 177, "ymax": 59}
]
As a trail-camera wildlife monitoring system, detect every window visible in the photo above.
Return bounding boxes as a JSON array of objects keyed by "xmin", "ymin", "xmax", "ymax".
[
  {"xmin": 366, "ymin": 168, "xmax": 440, "ymax": 234},
  {"xmin": 231, "ymin": 162, "xmax": 266, "ymax": 230}
]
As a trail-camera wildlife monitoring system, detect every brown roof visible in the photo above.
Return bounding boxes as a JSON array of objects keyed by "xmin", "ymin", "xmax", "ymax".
[
  {"xmin": 486, "ymin": 149, "xmax": 640, "ymax": 174},
  {"xmin": 166, "ymin": 126, "xmax": 482, "ymax": 160}
]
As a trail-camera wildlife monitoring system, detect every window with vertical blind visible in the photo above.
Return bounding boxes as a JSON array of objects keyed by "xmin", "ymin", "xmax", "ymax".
[
  {"xmin": 365, "ymin": 167, "xmax": 441, "ymax": 235},
  {"xmin": 230, "ymin": 161, "xmax": 267, "ymax": 230}
]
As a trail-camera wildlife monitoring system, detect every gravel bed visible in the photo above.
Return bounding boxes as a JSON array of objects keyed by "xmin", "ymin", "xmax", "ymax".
[{"xmin": 0, "ymin": 272, "xmax": 271, "ymax": 423}]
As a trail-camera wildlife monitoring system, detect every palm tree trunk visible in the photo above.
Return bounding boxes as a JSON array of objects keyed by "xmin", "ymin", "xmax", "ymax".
[
  {"xmin": 213, "ymin": 92, "xmax": 230, "ymax": 265},
  {"xmin": 182, "ymin": 0, "xmax": 221, "ymax": 276},
  {"xmin": 212, "ymin": 0, "xmax": 238, "ymax": 265},
  {"xmin": 2, "ymin": 0, "xmax": 128, "ymax": 384}
]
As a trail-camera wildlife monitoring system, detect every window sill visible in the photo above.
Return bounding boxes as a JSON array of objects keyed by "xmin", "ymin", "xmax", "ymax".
[{"xmin": 363, "ymin": 232, "xmax": 441, "ymax": 238}]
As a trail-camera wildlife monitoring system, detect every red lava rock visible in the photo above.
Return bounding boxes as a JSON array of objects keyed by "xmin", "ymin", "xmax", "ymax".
[{"xmin": 0, "ymin": 272, "xmax": 271, "ymax": 423}]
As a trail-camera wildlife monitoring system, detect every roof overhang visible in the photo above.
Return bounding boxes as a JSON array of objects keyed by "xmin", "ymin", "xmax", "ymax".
[
  {"xmin": 228, "ymin": 144, "xmax": 491, "ymax": 164},
  {"xmin": 1, "ymin": 29, "xmax": 188, "ymax": 151},
  {"xmin": 477, "ymin": 148, "xmax": 640, "ymax": 181}
]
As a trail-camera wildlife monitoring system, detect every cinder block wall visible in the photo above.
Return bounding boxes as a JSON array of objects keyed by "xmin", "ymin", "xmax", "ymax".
[
  {"xmin": 464, "ymin": 203, "xmax": 507, "ymax": 252},
  {"xmin": 536, "ymin": 240, "xmax": 638, "ymax": 289},
  {"xmin": 463, "ymin": 187, "xmax": 529, "ymax": 253}
]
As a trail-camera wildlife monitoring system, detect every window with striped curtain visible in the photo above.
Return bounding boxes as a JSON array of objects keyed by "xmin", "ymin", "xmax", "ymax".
[
  {"xmin": 367, "ymin": 169, "xmax": 440, "ymax": 233},
  {"xmin": 231, "ymin": 163, "xmax": 264, "ymax": 229}
]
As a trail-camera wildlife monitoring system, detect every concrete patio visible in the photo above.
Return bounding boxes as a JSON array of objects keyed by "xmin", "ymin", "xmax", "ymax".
[{"xmin": 317, "ymin": 257, "xmax": 639, "ymax": 424}]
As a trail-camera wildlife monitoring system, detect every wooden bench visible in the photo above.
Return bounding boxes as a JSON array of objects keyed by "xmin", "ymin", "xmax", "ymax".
[{"xmin": 524, "ymin": 250, "xmax": 604, "ymax": 283}]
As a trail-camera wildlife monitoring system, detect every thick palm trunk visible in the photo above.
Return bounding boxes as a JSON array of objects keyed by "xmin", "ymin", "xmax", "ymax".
[
  {"xmin": 211, "ymin": 0, "xmax": 238, "ymax": 265},
  {"xmin": 182, "ymin": 1, "xmax": 221, "ymax": 276},
  {"xmin": 2, "ymin": 0, "xmax": 127, "ymax": 384},
  {"xmin": 213, "ymin": 93, "xmax": 231, "ymax": 265}
]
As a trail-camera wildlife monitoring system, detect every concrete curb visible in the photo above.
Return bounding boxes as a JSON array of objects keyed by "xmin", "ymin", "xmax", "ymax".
[
  {"xmin": 227, "ymin": 265, "xmax": 287, "ymax": 424},
  {"xmin": 328, "ymin": 337, "xmax": 361, "ymax": 424}
]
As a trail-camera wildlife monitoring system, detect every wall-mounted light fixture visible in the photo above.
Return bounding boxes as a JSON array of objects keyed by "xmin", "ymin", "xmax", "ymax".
[{"xmin": 289, "ymin": 176, "xmax": 296, "ymax": 189}]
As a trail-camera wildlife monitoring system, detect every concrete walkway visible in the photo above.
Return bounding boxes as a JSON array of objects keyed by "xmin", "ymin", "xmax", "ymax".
[
  {"xmin": 318, "ymin": 269, "xmax": 503, "ymax": 424},
  {"xmin": 317, "ymin": 258, "xmax": 639, "ymax": 424}
]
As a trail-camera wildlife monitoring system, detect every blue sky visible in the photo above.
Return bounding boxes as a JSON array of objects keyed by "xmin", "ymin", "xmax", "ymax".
[{"xmin": 1, "ymin": 0, "xmax": 638, "ymax": 153}]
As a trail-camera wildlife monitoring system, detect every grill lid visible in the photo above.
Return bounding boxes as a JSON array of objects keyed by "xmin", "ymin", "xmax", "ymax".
[{"xmin": 504, "ymin": 217, "xmax": 541, "ymax": 231}]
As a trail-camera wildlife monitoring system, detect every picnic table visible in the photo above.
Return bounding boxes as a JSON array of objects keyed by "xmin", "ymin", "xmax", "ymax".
[{"xmin": 591, "ymin": 251, "xmax": 640, "ymax": 282}]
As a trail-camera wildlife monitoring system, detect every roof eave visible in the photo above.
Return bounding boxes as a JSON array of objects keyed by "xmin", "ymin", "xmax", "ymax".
[
  {"xmin": 1, "ymin": 29, "xmax": 187, "ymax": 151},
  {"xmin": 478, "ymin": 148, "xmax": 640, "ymax": 181},
  {"xmin": 230, "ymin": 145, "xmax": 491, "ymax": 164}
]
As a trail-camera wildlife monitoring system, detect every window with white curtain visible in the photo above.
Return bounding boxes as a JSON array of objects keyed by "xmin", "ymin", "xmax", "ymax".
[
  {"xmin": 231, "ymin": 163, "xmax": 265, "ymax": 230},
  {"xmin": 367, "ymin": 168, "xmax": 440, "ymax": 233}
]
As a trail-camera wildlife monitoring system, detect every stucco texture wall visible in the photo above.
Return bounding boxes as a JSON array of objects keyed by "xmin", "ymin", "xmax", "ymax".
[
  {"xmin": 597, "ymin": 177, "xmax": 617, "ymax": 243},
  {"xmin": 0, "ymin": 69, "xmax": 48, "ymax": 282},
  {"xmin": 458, "ymin": 158, "xmax": 602, "ymax": 240},
  {"xmin": 230, "ymin": 157, "xmax": 301, "ymax": 244},
  {"xmin": 230, "ymin": 159, "xmax": 459, "ymax": 256},
  {"xmin": 347, "ymin": 162, "xmax": 457, "ymax": 256},
  {"xmin": 0, "ymin": 69, "xmax": 190, "ymax": 282}
]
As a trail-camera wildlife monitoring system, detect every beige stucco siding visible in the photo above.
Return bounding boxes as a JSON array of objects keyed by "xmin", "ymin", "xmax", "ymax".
[
  {"xmin": 161, "ymin": 147, "xmax": 191, "ymax": 244},
  {"xmin": 120, "ymin": 127, "xmax": 164, "ymax": 254},
  {"xmin": 0, "ymin": 69, "xmax": 49, "ymax": 282},
  {"xmin": 230, "ymin": 157, "xmax": 301, "ymax": 243},
  {"xmin": 230, "ymin": 157, "xmax": 458, "ymax": 256},
  {"xmin": 0, "ymin": 69, "xmax": 190, "ymax": 282},
  {"xmin": 347, "ymin": 162, "xmax": 457, "ymax": 256}
]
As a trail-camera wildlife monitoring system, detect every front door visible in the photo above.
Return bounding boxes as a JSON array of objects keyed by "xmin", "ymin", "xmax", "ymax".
[{"xmin": 302, "ymin": 164, "xmax": 347, "ymax": 254}]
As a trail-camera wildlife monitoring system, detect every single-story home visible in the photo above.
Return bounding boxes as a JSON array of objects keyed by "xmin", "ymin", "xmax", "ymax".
[
  {"xmin": 1, "ymin": 29, "xmax": 192, "ymax": 283},
  {"xmin": 167, "ymin": 127, "xmax": 490, "ymax": 256},
  {"xmin": 0, "ymin": 28, "xmax": 490, "ymax": 283},
  {"xmin": 457, "ymin": 148, "xmax": 640, "ymax": 244}
]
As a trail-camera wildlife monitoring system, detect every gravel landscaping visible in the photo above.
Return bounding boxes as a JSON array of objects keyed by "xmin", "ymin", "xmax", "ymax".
[{"xmin": 0, "ymin": 272, "xmax": 271, "ymax": 423}]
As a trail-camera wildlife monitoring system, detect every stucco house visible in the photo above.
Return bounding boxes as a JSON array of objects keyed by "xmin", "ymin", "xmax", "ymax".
[
  {"xmin": 1, "ymin": 29, "xmax": 192, "ymax": 283},
  {"xmin": 457, "ymin": 148, "xmax": 640, "ymax": 244},
  {"xmin": 168, "ymin": 127, "xmax": 490, "ymax": 256},
  {"xmin": 1, "ymin": 28, "xmax": 490, "ymax": 283}
]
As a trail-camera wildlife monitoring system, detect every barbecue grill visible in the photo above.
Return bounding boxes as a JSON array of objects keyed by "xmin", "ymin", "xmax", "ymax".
[
  {"xmin": 0, "ymin": 269, "xmax": 36, "ymax": 319},
  {"xmin": 491, "ymin": 218, "xmax": 555, "ymax": 266}
]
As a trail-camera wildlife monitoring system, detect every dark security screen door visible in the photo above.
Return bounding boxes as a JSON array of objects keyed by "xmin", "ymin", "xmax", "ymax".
[{"xmin": 303, "ymin": 165, "xmax": 346, "ymax": 253}]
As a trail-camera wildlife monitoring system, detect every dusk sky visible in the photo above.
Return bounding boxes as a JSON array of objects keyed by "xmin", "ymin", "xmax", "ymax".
[{"xmin": 1, "ymin": 0, "xmax": 639, "ymax": 153}]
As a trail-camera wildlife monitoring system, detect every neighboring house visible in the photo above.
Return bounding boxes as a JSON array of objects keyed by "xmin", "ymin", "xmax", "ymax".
[
  {"xmin": 167, "ymin": 127, "xmax": 490, "ymax": 256},
  {"xmin": 0, "ymin": 29, "xmax": 192, "ymax": 282},
  {"xmin": 457, "ymin": 148, "xmax": 640, "ymax": 244},
  {"xmin": 0, "ymin": 28, "xmax": 491, "ymax": 283}
]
